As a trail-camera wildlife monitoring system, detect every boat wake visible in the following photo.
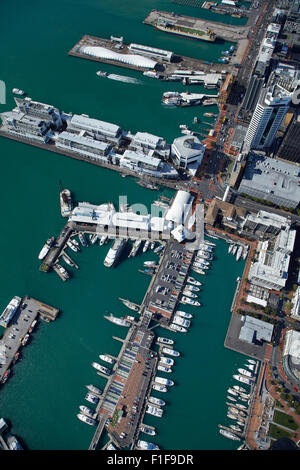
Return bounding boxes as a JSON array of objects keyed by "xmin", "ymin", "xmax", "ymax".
[{"xmin": 107, "ymin": 74, "xmax": 142, "ymax": 84}]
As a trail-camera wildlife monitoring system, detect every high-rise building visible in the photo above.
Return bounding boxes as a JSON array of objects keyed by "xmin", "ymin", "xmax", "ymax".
[
  {"xmin": 244, "ymin": 84, "xmax": 292, "ymax": 150},
  {"xmin": 277, "ymin": 113, "xmax": 300, "ymax": 164}
]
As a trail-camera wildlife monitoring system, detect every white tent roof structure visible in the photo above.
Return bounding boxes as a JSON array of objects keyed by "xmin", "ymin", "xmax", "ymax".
[{"xmin": 81, "ymin": 46, "xmax": 157, "ymax": 69}]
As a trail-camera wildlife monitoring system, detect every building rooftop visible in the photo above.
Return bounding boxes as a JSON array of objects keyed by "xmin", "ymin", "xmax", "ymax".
[
  {"xmin": 121, "ymin": 149, "xmax": 161, "ymax": 169},
  {"xmin": 239, "ymin": 315, "xmax": 274, "ymax": 343},
  {"xmin": 131, "ymin": 132, "xmax": 165, "ymax": 149},
  {"xmin": 57, "ymin": 131, "xmax": 111, "ymax": 151},
  {"xmin": 240, "ymin": 153, "xmax": 300, "ymax": 207},
  {"xmin": 69, "ymin": 114, "xmax": 121, "ymax": 138},
  {"xmin": 172, "ymin": 135, "xmax": 205, "ymax": 158}
]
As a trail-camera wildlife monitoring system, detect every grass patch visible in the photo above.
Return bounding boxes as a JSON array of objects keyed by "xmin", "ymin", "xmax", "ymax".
[
  {"xmin": 269, "ymin": 423, "xmax": 292, "ymax": 440},
  {"xmin": 273, "ymin": 410, "xmax": 298, "ymax": 431},
  {"xmin": 275, "ymin": 399, "xmax": 284, "ymax": 409}
]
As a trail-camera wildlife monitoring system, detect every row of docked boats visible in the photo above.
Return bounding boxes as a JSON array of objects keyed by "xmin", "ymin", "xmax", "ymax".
[
  {"xmin": 227, "ymin": 242, "xmax": 249, "ymax": 261},
  {"xmin": 77, "ymin": 383, "xmax": 103, "ymax": 426},
  {"xmin": 220, "ymin": 359, "xmax": 257, "ymax": 441}
]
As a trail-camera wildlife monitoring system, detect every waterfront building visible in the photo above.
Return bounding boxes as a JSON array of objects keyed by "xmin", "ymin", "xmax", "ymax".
[
  {"xmin": 244, "ymin": 85, "xmax": 292, "ymax": 150},
  {"xmin": 241, "ymin": 210, "xmax": 293, "ymax": 238},
  {"xmin": 277, "ymin": 113, "xmax": 300, "ymax": 164},
  {"xmin": 238, "ymin": 153, "xmax": 300, "ymax": 209},
  {"xmin": 0, "ymin": 111, "xmax": 54, "ymax": 143},
  {"xmin": 119, "ymin": 150, "xmax": 178, "ymax": 179},
  {"xmin": 291, "ymin": 287, "xmax": 300, "ymax": 321},
  {"xmin": 80, "ymin": 45, "xmax": 157, "ymax": 69},
  {"xmin": 128, "ymin": 43, "xmax": 173, "ymax": 62},
  {"xmin": 239, "ymin": 315, "xmax": 274, "ymax": 345},
  {"xmin": 67, "ymin": 114, "xmax": 122, "ymax": 144},
  {"xmin": 204, "ymin": 199, "xmax": 247, "ymax": 229},
  {"xmin": 165, "ymin": 190, "xmax": 194, "ymax": 226},
  {"xmin": 14, "ymin": 97, "xmax": 65, "ymax": 130},
  {"xmin": 282, "ymin": 329, "xmax": 300, "ymax": 388},
  {"xmin": 247, "ymin": 225, "xmax": 296, "ymax": 290},
  {"xmin": 171, "ymin": 135, "xmax": 206, "ymax": 173},
  {"xmin": 56, "ymin": 131, "xmax": 112, "ymax": 162},
  {"xmin": 129, "ymin": 132, "xmax": 170, "ymax": 159}
]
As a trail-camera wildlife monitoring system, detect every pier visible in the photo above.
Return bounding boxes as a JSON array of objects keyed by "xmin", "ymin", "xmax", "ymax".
[
  {"xmin": 0, "ymin": 297, "xmax": 59, "ymax": 383},
  {"xmin": 69, "ymin": 34, "xmax": 237, "ymax": 76}
]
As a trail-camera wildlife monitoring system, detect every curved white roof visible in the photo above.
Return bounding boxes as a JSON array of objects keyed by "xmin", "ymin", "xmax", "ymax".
[
  {"xmin": 81, "ymin": 46, "xmax": 157, "ymax": 69},
  {"xmin": 165, "ymin": 191, "xmax": 194, "ymax": 225}
]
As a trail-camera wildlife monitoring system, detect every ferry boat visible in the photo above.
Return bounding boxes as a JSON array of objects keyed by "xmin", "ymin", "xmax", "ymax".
[
  {"xmin": 152, "ymin": 383, "xmax": 168, "ymax": 392},
  {"xmin": 0, "ymin": 296, "xmax": 22, "ymax": 328},
  {"xmin": 60, "ymin": 189, "xmax": 73, "ymax": 217},
  {"xmin": 153, "ymin": 18, "xmax": 216, "ymax": 42},
  {"xmin": 38, "ymin": 237, "xmax": 54, "ymax": 260},
  {"xmin": 137, "ymin": 440, "xmax": 160, "ymax": 450},
  {"xmin": 62, "ymin": 255, "xmax": 75, "ymax": 267},
  {"xmin": 104, "ymin": 238, "xmax": 126, "ymax": 267},
  {"xmin": 170, "ymin": 324, "xmax": 187, "ymax": 333},
  {"xmin": 79, "ymin": 405, "xmax": 97, "ymax": 419},
  {"xmin": 187, "ymin": 276, "xmax": 202, "ymax": 286},
  {"xmin": 176, "ymin": 310, "xmax": 192, "ymax": 319},
  {"xmin": 85, "ymin": 392, "xmax": 100, "ymax": 404},
  {"xmin": 92, "ymin": 362, "xmax": 112, "ymax": 375},
  {"xmin": 238, "ymin": 368, "xmax": 254, "ymax": 378},
  {"xmin": 157, "ymin": 337, "xmax": 174, "ymax": 345},
  {"xmin": 162, "ymin": 347, "xmax": 180, "ymax": 357},
  {"xmin": 158, "ymin": 364, "xmax": 173, "ymax": 372},
  {"xmin": 236, "ymin": 245, "xmax": 243, "ymax": 261},
  {"xmin": 181, "ymin": 296, "xmax": 201, "ymax": 306},
  {"xmin": 57, "ymin": 264, "xmax": 69, "ymax": 279},
  {"xmin": 192, "ymin": 267, "xmax": 205, "ymax": 275},
  {"xmin": 77, "ymin": 413, "xmax": 96, "ymax": 426},
  {"xmin": 219, "ymin": 429, "xmax": 240, "ymax": 441},
  {"xmin": 1, "ymin": 369, "xmax": 10, "ymax": 384},
  {"xmin": 227, "ymin": 395, "xmax": 237, "ymax": 402},
  {"xmin": 159, "ymin": 356, "xmax": 174, "ymax": 366},
  {"xmin": 146, "ymin": 405, "xmax": 163, "ymax": 417},
  {"xmin": 140, "ymin": 425, "xmax": 156, "ymax": 436},
  {"xmin": 144, "ymin": 261, "xmax": 158, "ymax": 268},
  {"xmin": 12, "ymin": 351, "xmax": 20, "ymax": 364},
  {"xmin": 66, "ymin": 240, "xmax": 79, "ymax": 252},
  {"xmin": 182, "ymin": 289, "xmax": 197, "ymax": 298},
  {"xmin": 227, "ymin": 388, "xmax": 238, "ymax": 396},
  {"xmin": 143, "ymin": 240, "xmax": 150, "ymax": 253},
  {"xmin": 99, "ymin": 354, "xmax": 115, "ymax": 364},
  {"xmin": 233, "ymin": 374, "xmax": 252, "ymax": 385},
  {"xmin": 99, "ymin": 235, "xmax": 108, "ymax": 246},
  {"xmin": 227, "ymin": 412, "xmax": 238, "ymax": 420},
  {"xmin": 233, "ymin": 385, "xmax": 247, "ymax": 393},
  {"xmin": 104, "ymin": 313, "xmax": 131, "ymax": 327},
  {"xmin": 143, "ymin": 71, "xmax": 160, "ymax": 79},
  {"xmin": 96, "ymin": 70, "xmax": 108, "ymax": 78},
  {"xmin": 7, "ymin": 435, "xmax": 23, "ymax": 450},
  {"xmin": 28, "ymin": 319, "xmax": 37, "ymax": 333},
  {"xmin": 89, "ymin": 234, "xmax": 98, "ymax": 244},
  {"xmin": 79, "ymin": 233, "xmax": 88, "ymax": 247},
  {"xmin": 119, "ymin": 298, "xmax": 140, "ymax": 312},
  {"xmin": 184, "ymin": 285, "xmax": 201, "ymax": 292},
  {"xmin": 154, "ymin": 376, "xmax": 174, "ymax": 386},
  {"xmin": 12, "ymin": 88, "xmax": 25, "ymax": 95},
  {"xmin": 154, "ymin": 244, "xmax": 164, "ymax": 254},
  {"xmin": 247, "ymin": 359, "xmax": 256, "ymax": 365},
  {"xmin": 86, "ymin": 384, "xmax": 102, "ymax": 396},
  {"xmin": 71, "ymin": 237, "xmax": 79, "ymax": 246},
  {"xmin": 173, "ymin": 315, "xmax": 190, "ymax": 328},
  {"xmin": 128, "ymin": 239, "xmax": 142, "ymax": 258},
  {"xmin": 21, "ymin": 334, "xmax": 30, "ymax": 346},
  {"xmin": 148, "ymin": 396, "xmax": 166, "ymax": 406}
]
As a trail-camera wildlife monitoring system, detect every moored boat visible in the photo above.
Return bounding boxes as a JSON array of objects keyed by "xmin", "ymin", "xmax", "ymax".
[
  {"xmin": 104, "ymin": 313, "xmax": 131, "ymax": 327},
  {"xmin": 157, "ymin": 337, "xmax": 174, "ymax": 345},
  {"xmin": 162, "ymin": 347, "xmax": 180, "ymax": 357},
  {"xmin": 99, "ymin": 354, "xmax": 115, "ymax": 365},
  {"xmin": 86, "ymin": 384, "xmax": 102, "ymax": 396},
  {"xmin": 92, "ymin": 362, "xmax": 112, "ymax": 375},
  {"xmin": 77, "ymin": 413, "xmax": 96, "ymax": 426},
  {"xmin": 152, "ymin": 383, "xmax": 168, "ymax": 392},
  {"xmin": 38, "ymin": 237, "xmax": 54, "ymax": 260}
]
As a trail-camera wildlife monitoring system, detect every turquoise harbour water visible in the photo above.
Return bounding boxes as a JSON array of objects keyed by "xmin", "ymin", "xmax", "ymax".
[{"xmin": 0, "ymin": 0, "xmax": 249, "ymax": 450}]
